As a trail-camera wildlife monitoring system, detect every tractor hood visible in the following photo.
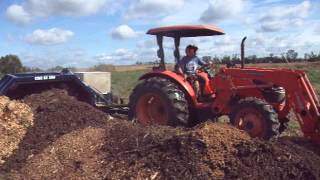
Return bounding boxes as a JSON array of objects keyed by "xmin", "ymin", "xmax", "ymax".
[{"xmin": 147, "ymin": 25, "xmax": 225, "ymax": 37}]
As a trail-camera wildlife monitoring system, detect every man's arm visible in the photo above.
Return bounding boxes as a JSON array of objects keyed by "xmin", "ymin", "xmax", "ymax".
[
  {"xmin": 176, "ymin": 57, "xmax": 187, "ymax": 79},
  {"xmin": 195, "ymin": 56, "xmax": 206, "ymax": 66},
  {"xmin": 176, "ymin": 57, "xmax": 185, "ymax": 73},
  {"xmin": 175, "ymin": 64, "xmax": 184, "ymax": 75}
]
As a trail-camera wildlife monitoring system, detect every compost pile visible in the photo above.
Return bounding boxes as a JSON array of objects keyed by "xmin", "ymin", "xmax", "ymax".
[
  {"xmin": 0, "ymin": 97, "xmax": 33, "ymax": 165},
  {"xmin": 1, "ymin": 89, "xmax": 320, "ymax": 180}
]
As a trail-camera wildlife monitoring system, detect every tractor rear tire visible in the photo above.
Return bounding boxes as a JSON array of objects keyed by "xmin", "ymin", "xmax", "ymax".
[
  {"xmin": 230, "ymin": 97, "xmax": 280, "ymax": 140},
  {"xmin": 128, "ymin": 77, "xmax": 190, "ymax": 126}
]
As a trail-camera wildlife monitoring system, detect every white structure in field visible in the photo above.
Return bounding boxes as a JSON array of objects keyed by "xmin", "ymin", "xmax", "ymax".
[{"xmin": 75, "ymin": 72, "xmax": 111, "ymax": 94}]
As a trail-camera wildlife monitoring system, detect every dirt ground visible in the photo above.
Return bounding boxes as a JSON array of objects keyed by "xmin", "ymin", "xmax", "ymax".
[{"xmin": 0, "ymin": 89, "xmax": 320, "ymax": 180}]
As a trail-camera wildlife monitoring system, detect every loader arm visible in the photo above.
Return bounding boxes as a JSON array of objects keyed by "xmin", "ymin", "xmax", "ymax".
[{"xmin": 214, "ymin": 67, "xmax": 320, "ymax": 144}]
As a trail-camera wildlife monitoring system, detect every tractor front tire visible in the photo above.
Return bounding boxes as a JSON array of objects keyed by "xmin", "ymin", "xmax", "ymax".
[
  {"xmin": 129, "ymin": 77, "xmax": 190, "ymax": 126},
  {"xmin": 230, "ymin": 97, "xmax": 280, "ymax": 140}
]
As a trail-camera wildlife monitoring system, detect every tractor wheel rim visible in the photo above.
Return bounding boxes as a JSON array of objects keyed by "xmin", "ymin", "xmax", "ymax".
[
  {"xmin": 234, "ymin": 107, "xmax": 265, "ymax": 138},
  {"xmin": 136, "ymin": 93, "xmax": 168, "ymax": 125}
]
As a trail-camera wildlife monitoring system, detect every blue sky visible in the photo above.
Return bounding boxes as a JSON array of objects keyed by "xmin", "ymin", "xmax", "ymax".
[{"xmin": 0, "ymin": 0, "xmax": 320, "ymax": 68}]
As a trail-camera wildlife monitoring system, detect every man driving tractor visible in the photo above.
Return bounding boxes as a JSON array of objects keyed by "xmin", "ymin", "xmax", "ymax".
[
  {"xmin": 129, "ymin": 25, "xmax": 320, "ymax": 143},
  {"xmin": 177, "ymin": 44, "xmax": 207, "ymax": 100}
]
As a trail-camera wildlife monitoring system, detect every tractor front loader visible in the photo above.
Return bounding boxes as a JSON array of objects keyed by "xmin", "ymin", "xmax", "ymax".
[
  {"xmin": 129, "ymin": 25, "xmax": 320, "ymax": 144},
  {"xmin": 212, "ymin": 67, "xmax": 320, "ymax": 143}
]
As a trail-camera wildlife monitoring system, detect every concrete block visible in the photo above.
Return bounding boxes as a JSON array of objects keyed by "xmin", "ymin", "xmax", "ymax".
[{"xmin": 75, "ymin": 72, "xmax": 111, "ymax": 94}]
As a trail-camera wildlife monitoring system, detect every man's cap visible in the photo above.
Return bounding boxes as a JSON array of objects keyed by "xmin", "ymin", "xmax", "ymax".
[{"xmin": 186, "ymin": 44, "xmax": 198, "ymax": 51}]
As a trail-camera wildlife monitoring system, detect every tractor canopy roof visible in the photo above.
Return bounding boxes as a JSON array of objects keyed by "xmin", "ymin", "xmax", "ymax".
[{"xmin": 147, "ymin": 25, "xmax": 225, "ymax": 38}]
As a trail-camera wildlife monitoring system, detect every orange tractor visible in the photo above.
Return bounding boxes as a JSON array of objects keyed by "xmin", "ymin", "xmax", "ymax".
[{"xmin": 129, "ymin": 25, "xmax": 320, "ymax": 143}]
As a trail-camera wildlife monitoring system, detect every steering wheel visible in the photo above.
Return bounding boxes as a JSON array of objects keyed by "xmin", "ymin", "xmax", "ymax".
[{"xmin": 198, "ymin": 63, "xmax": 211, "ymax": 72}]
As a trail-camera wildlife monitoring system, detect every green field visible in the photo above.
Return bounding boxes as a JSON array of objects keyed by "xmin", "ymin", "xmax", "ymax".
[
  {"xmin": 111, "ymin": 70, "xmax": 147, "ymax": 101},
  {"xmin": 307, "ymin": 69, "xmax": 320, "ymax": 93},
  {"xmin": 111, "ymin": 63, "xmax": 320, "ymax": 99}
]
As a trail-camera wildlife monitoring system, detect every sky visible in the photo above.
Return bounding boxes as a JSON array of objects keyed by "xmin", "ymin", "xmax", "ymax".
[{"xmin": 0, "ymin": 0, "xmax": 320, "ymax": 68}]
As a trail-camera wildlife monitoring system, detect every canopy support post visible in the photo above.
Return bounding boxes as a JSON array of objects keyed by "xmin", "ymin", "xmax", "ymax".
[
  {"xmin": 156, "ymin": 35, "xmax": 165, "ymax": 70},
  {"xmin": 174, "ymin": 37, "xmax": 180, "ymax": 64}
]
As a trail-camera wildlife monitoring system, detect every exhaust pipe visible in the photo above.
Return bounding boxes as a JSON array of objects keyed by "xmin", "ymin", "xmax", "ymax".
[{"xmin": 241, "ymin": 37, "xmax": 247, "ymax": 69}]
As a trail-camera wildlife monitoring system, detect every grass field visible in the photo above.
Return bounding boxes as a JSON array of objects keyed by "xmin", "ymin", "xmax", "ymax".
[
  {"xmin": 111, "ymin": 62, "xmax": 320, "ymax": 99},
  {"xmin": 307, "ymin": 68, "xmax": 320, "ymax": 92},
  {"xmin": 248, "ymin": 62, "xmax": 320, "ymax": 93},
  {"xmin": 111, "ymin": 70, "xmax": 147, "ymax": 101}
]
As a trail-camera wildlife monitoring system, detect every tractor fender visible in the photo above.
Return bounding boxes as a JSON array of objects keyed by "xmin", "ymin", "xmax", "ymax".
[{"xmin": 139, "ymin": 71, "xmax": 197, "ymax": 105}]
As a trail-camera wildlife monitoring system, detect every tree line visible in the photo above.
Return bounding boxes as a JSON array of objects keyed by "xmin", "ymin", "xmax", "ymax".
[
  {"xmin": 202, "ymin": 50, "xmax": 320, "ymax": 64},
  {"xmin": 0, "ymin": 55, "xmax": 44, "ymax": 78},
  {"xmin": 1, "ymin": 49, "xmax": 320, "ymax": 78}
]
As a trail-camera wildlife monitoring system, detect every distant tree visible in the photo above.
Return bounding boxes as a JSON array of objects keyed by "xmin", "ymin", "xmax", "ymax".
[
  {"xmin": 231, "ymin": 54, "xmax": 240, "ymax": 64},
  {"xmin": 286, "ymin": 49, "xmax": 298, "ymax": 62},
  {"xmin": 271, "ymin": 55, "xmax": 283, "ymax": 63},
  {"xmin": 269, "ymin": 53, "xmax": 274, "ymax": 58},
  {"xmin": 304, "ymin": 53, "xmax": 309, "ymax": 61},
  {"xmin": 47, "ymin": 66, "xmax": 65, "ymax": 72},
  {"xmin": 146, "ymin": 60, "xmax": 159, "ymax": 65},
  {"xmin": 90, "ymin": 64, "xmax": 115, "ymax": 72},
  {"xmin": 202, "ymin": 56, "xmax": 212, "ymax": 63},
  {"xmin": 262, "ymin": 53, "xmax": 274, "ymax": 63},
  {"xmin": 189, "ymin": 48, "xmax": 320, "ymax": 65},
  {"xmin": 221, "ymin": 56, "xmax": 231, "ymax": 65},
  {"xmin": 212, "ymin": 56, "xmax": 221, "ymax": 64},
  {"xmin": 0, "ymin": 55, "xmax": 25, "ymax": 74},
  {"xmin": 247, "ymin": 55, "xmax": 257, "ymax": 64},
  {"xmin": 24, "ymin": 67, "xmax": 43, "ymax": 72},
  {"xmin": 280, "ymin": 53, "xmax": 288, "ymax": 63},
  {"xmin": 305, "ymin": 51, "xmax": 320, "ymax": 62}
]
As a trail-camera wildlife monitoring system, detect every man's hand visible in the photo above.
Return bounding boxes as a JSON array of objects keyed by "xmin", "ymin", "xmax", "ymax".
[
  {"xmin": 198, "ymin": 64, "xmax": 208, "ymax": 72},
  {"xmin": 175, "ymin": 65, "xmax": 184, "ymax": 75},
  {"xmin": 199, "ymin": 63, "xmax": 214, "ymax": 71},
  {"xmin": 183, "ymin": 74, "xmax": 187, "ymax": 80}
]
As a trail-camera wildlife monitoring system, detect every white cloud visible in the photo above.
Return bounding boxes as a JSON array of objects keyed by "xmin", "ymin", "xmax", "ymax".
[
  {"xmin": 158, "ymin": 1, "xmax": 207, "ymax": 26},
  {"xmin": 21, "ymin": 48, "xmax": 91, "ymax": 68},
  {"xmin": 28, "ymin": 0, "xmax": 108, "ymax": 17},
  {"xmin": 261, "ymin": 1, "xmax": 310, "ymax": 20},
  {"xmin": 261, "ymin": 0, "xmax": 286, "ymax": 4},
  {"xmin": 125, "ymin": 0, "xmax": 185, "ymax": 19},
  {"xmin": 213, "ymin": 35, "xmax": 233, "ymax": 46},
  {"xmin": 259, "ymin": 19, "xmax": 304, "ymax": 32},
  {"xmin": 95, "ymin": 48, "xmax": 140, "ymax": 64},
  {"xmin": 258, "ymin": 1, "xmax": 311, "ymax": 32},
  {"xmin": 315, "ymin": 24, "xmax": 320, "ymax": 34},
  {"xmin": 26, "ymin": 28, "xmax": 74, "ymax": 45},
  {"xmin": 243, "ymin": 30, "xmax": 320, "ymax": 57},
  {"xmin": 246, "ymin": 34, "xmax": 266, "ymax": 48},
  {"xmin": 200, "ymin": 0, "xmax": 245, "ymax": 22},
  {"xmin": 6, "ymin": 4, "xmax": 32, "ymax": 24},
  {"xmin": 136, "ymin": 39, "xmax": 157, "ymax": 49},
  {"xmin": 95, "ymin": 54, "xmax": 113, "ymax": 62},
  {"xmin": 113, "ymin": 49, "xmax": 130, "ymax": 56},
  {"xmin": 111, "ymin": 25, "xmax": 142, "ymax": 39},
  {"xmin": 6, "ymin": 0, "xmax": 109, "ymax": 24}
]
